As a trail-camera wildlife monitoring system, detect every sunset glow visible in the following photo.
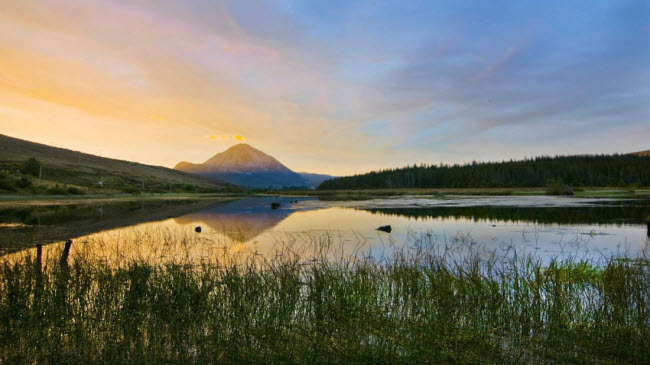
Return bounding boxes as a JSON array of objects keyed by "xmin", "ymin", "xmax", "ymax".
[{"xmin": 1, "ymin": 0, "xmax": 648, "ymax": 175}]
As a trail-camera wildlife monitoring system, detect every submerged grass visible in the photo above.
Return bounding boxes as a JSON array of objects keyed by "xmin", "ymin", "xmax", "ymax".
[{"xmin": 1, "ymin": 233, "xmax": 649, "ymax": 363}]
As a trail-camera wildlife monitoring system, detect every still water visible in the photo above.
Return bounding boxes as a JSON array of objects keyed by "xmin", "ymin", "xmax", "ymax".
[{"xmin": 1, "ymin": 196, "xmax": 649, "ymax": 265}]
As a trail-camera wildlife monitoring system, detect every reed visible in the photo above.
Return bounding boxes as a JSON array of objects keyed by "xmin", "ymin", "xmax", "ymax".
[{"xmin": 0, "ymin": 232, "xmax": 648, "ymax": 363}]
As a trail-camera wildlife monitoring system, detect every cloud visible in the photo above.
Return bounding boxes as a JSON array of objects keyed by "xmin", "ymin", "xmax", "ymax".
[
  {"xmin": 470, "ymin": 45, "xmax": 519, "ymax": 82},
  {"xmin": 0, "ymin": 0, "xmax": 647, "ymax": 175}
]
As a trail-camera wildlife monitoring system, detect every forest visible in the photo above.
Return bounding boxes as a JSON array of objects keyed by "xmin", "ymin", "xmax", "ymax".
[{"xmin": 318, "ymin": 154, "xmax": 650, "ymax": 190}]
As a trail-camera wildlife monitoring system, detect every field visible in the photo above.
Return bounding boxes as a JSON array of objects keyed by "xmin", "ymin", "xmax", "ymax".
[{"xmin": 1, "ymin": 231, "xmax": 649, "ymax": 363}]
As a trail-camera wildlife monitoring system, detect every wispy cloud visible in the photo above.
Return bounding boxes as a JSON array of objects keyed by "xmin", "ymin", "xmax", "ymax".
[{"xmin": 0, "ymin": 0, "xmax": 648, "ymax": 175}]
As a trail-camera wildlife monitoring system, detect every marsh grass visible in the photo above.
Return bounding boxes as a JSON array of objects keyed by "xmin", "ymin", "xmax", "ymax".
[{"xmin": 1, "ymin": 231, "xmax": 649, "ymax": 363}]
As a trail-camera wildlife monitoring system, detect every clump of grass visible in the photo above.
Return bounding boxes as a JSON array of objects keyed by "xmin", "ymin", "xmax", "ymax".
[{"xmin": 0, "ymin": 237, "xmax": 648, "ymax": 363}]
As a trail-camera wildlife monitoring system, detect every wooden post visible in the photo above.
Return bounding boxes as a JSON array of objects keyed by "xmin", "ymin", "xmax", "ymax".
[
  {"xmin": 60, "ymin": 240, "xmax": 72, "ymax": 268},
  {"xmin": 35, "ymin": 244, "xmax": 43, "ymax": 272}
]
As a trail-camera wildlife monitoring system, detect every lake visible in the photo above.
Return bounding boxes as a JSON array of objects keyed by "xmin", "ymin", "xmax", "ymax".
[{"xmin": 1, "ymin": 195, "xmax": 649, "ymax": 265}]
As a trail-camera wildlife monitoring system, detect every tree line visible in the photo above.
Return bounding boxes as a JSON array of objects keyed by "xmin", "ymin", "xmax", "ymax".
[{"xmin": 317, "ymin": 154, "xmax": 650, "ymax": 190}]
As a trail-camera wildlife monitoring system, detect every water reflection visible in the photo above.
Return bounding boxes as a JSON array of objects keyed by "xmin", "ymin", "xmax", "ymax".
[
  {"xmin": 173, "ymin": 197, "xmax": 308, "ymax": 242},
  {"xmin": 0, "ymin": 199, "xmax": 231, "ymax": 254},
  {"xmin": 1, "ymin": 196, "xmax": 648, "ymax": 265}
]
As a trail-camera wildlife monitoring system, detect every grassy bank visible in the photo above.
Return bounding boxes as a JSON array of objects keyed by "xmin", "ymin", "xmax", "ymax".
[
  {"xmin": 267, "ymin": 187, "xmax": 650, "ymax": 199},
  {"xmin": 0, "ymin": 193, "xmax": 251, "ymax": 207},
  {"xmin": 1, "ymin": 244, "xmax": 648, "ymax": 363}
]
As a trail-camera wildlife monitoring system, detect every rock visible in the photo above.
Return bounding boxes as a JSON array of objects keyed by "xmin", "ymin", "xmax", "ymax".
[
  {"xmin": 195, "ymin": 226, "xmax": 202, "ymax": 233},
  {"xmin": 376, "ymin": 225, "xmax": 392, "ymax": 233},
  {"xmin": 271, "ymin": 202, "xmax": 281, "ymax": 209}
]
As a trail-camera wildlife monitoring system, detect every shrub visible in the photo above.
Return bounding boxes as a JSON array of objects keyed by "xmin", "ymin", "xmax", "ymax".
[
  {"xmin": 15, "ymin": 176, "xmax": 32, "ymax": 188},
  {"xmin": 21, "ymin": 157, "xmax": 41, "ymax": 177},
  {"xmin": 546, "ymin": 179, "xmax": 573, "ymax": 195},
  {"xmin": 123, "ymin": 187, "xmax": 142, "ymax": 195},
  {"xmin": 0, "ymin": 178, "xmax": 16, "ymax": 191},
  {"xmin": 66, "ymin": 186, "xmax": 85, "ymax": 195},
  {"xmin": 46, "ymin": 186, "xmax": 68, "ymax": 195}
]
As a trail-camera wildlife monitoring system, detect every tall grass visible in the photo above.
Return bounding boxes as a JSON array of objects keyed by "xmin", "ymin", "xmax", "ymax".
[{"xmin": 1, "ymin": 233, "xmax": 649, "ymax": 363}]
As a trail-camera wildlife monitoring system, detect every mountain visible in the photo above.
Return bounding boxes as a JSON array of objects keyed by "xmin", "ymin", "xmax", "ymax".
[
  {"xmin": 633, "ymin": 150, "xmax": 650, "ymax": 156},
  {"xmin": 297, "ymin": 172, "xmax": 335, "ymax": 189},
  {"xmin": 0, "ymin": 134, "xmax": 234, "ymax": 194},
  {"xmin": 175, "ymin": 144, "xmax": 333, "ymax": 189}
]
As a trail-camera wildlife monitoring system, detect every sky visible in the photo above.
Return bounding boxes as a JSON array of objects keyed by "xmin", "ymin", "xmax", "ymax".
[{"xmin": 0, "ymin": 0, "xmax": 648, "ymax": 175}]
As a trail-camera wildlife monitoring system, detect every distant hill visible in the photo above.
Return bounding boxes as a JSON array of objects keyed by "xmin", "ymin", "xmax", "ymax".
[
  {"xmin": 0, "ymin": 134, "xmax": 235, "ymax": 194},
  {"xmin": 175, "ymin": 144, "xmax": 333, "ymax": 189},
  {"xmin": 634, "ymin": 150, "xmax": 650, "ymax": 156},
  {"xmin": 317, "ymin": 154, "xmax": 650, "ymax": 190},
  {"xmin": 297, "ymin": 172, "xmax": 335, "ymax": 189}
]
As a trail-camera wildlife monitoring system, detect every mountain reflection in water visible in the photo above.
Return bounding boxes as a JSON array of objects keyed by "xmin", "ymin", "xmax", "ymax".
[
  {"xmin": 1, "ymin": 196, "xmax": 648, "ymax": 264},
  {"xmin": 173, "ymin": 197, "xmax": 308, "ymax": 242}
]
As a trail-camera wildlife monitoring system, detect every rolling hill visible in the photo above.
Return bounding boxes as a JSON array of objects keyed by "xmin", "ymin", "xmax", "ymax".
[
  {"xmin": 0, "ymin": 134, "xmax": 236, "ymax": 194},
  {"xmin": 175, "ymin": 144, "xmax": 333, "ymax": 189}
]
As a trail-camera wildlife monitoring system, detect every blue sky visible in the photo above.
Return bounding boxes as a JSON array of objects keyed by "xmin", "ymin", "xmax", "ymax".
[{"xmin": 0, "ymin": 0, "xmax": 648, "ymax": 174}]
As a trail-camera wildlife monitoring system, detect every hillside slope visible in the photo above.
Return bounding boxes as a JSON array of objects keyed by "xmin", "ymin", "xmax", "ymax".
[{"xmin": 0, "ymin": 134, "xmax": 235, "ymax": 194}]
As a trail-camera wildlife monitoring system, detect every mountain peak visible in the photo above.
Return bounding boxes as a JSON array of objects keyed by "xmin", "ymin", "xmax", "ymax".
[
  {"xmin": 202, "ymin": 143, "xmax": 289, "ymax": 172},
  {"xmin": 174, "ymin": 144, "xmax": 332, "ymax": 189},
  {"xmin": 226, "ymin": 143, "xmax": 253, "ymax": 150}
]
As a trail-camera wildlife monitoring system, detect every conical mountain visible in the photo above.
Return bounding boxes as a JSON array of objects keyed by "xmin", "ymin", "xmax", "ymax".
[
  {"xmin": 201, "ymin": 144, "xmax": 292, "ymax": 172},
  {"xmin": 175, "ymin": 144, "xmax": 331, "ymax": 189}
]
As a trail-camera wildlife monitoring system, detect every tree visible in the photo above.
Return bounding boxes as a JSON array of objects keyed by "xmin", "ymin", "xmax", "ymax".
[{"xmin": 22, "ymin": 158, "xmax": 41, "ymax": 177}]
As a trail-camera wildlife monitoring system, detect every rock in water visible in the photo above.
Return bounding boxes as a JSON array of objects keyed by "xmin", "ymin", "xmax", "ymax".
[
  {"xmin": 271, "ymin": 202, "xmax": 281, "ymax": 209},
  {"xmin": 195, "ymin": 226, "xmax": 202, "ymax": 233},
  {"xmin": 376, "ymin": 225, "xmax": 392, "ymax": 233}
]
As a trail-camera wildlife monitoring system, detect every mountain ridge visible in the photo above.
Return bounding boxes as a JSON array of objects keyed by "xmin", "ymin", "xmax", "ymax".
[
  {"xmin": 175, "ymin": 144, "xmax": 292, "ymax": 173},
  {"xmin": 175, "ymin": 144, "xmax": 332, "ymax": 189}
]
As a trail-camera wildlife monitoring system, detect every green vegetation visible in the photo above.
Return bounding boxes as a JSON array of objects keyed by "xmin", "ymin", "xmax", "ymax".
[
  {"xmin": 0, "ymin": 134, "xmax": 239, "ymax": 196},
  {"xmin": 318, "ymin": 154, "xmax": 650, "ymax": 190},
  {"xmin": 66, "ymin": 186, "xmax": 85, "ymax": 195},
  {"xmin": 364, "ymin": 203, "xmax": 650, "ymax": 226},
  {"xmin": 1, "ymin": 240, "xmax": 648, "ymax": 363},
  {"xmin": 545, "ymin": 178, "xmax": 574, "ymax": 195},
  {"xmin": 0, "ymin": 158, "xmax": 241, "ymax": 196},
  {"xmin": 21, "ymin": 157, "xmax": 41, "ymax": 177},
  {"xmin": 267, "ymin": 187, "xmax": 650, "ymax": 200}
]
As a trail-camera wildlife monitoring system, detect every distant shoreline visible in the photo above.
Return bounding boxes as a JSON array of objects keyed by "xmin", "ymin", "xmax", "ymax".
[
  {"xmin": 1, "ymin": 186, "xmax": 649, "ymax": 206},
  {"xmin": 265, "ymin": 186, "xmax": 650, "ymax": 198}
]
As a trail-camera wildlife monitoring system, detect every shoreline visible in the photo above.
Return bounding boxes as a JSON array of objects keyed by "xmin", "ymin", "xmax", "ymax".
[{"xmin": 1, "ymin": 187, "xmax": 650, "ymax": 205}]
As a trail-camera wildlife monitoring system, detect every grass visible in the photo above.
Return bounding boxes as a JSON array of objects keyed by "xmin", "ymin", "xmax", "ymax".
[
  {"xmin": 0, "ymin": 192, "xmax": 246, "ymax": 205},
  {"xmin": 0, "ymin": 134, "xmax": 238, "ymax": 195},
  {"xmin": 1, "ymin": 231, "xmax": 649, "ymax": 363}
]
